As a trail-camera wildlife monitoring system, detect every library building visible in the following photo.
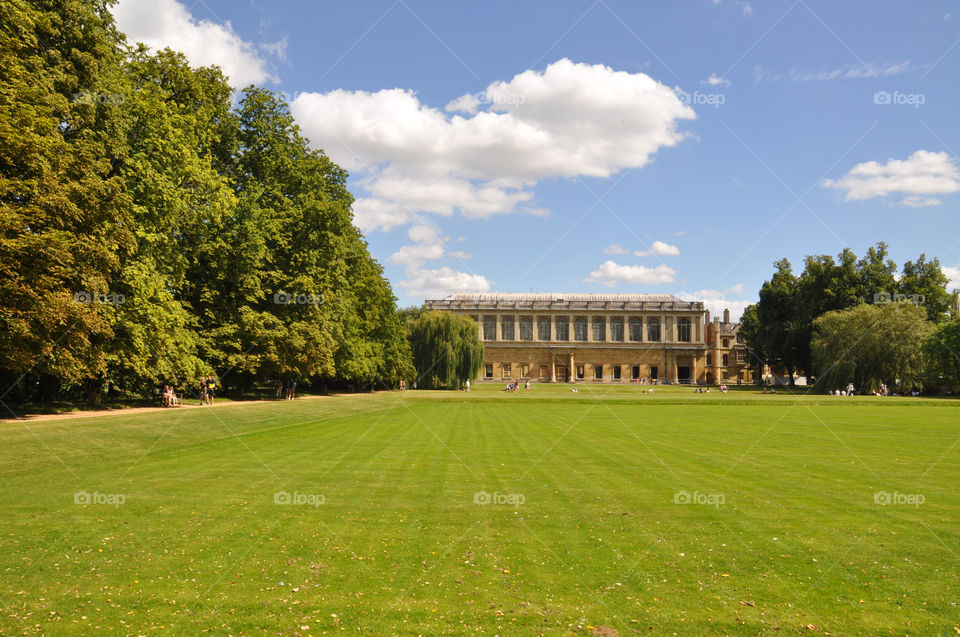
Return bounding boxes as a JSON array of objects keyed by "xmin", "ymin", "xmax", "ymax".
[{"xmin": 423, "ymin": 293, "xmax": 755, "ymax": 385}]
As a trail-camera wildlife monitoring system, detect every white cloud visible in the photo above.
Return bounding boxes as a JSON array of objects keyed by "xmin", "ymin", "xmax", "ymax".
[
  {"xmin": 702, "ymin": 74, "xmax": 731, "ymax": 87},
  {"xmin": 259, "ymin": 36, "xmax": 289, "ymax": 63},
  {"xmin": 603, "ymin": 244, "xmax": 629, "ymax": 255},
  {"xmin": 943, "ymin": 263, "xmax": 960, "ymax": 293},
  {"xmin": 584, "ymin": 261, "xmax": 677, "ymax": 287},
  {"xmin": 389, "ymin": 225, "xmax": 492, "ymax": 298},
  {"xmin": 753, "ymin": 61, "xmax": 912, "ymax": 82},
  {"xmin": 112, "ymin": 0, "xmax": 277, "ymax": 87},
  {"xmin": 900, "ymin": 195, "xmax": 942, "ymax": 207},
  {"xmin": 687, "ymin": 284, "xmax": 750, "ymax": 322},
  {"xmin": 822, "ymin": 150, "xmax": 960, "ymax": 205},
  {"xmin": 290, "ymin": 58, "xmax": 695, "ymax": 232},
  {"xmin": 634, "ymin": 240, "xmax": 681, "ymax": 257},
  {"xmin": 399, "ymin": 266, "xmax": 492, "ymax": 299}
]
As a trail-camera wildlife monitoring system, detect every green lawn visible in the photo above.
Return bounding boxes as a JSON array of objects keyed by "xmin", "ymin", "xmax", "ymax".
[{"xmin": 1, "ymin": 385, "xmax": 959, "ymax": 635}]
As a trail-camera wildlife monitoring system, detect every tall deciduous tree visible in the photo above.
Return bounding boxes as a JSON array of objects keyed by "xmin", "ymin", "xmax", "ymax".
[{"xmin": 0, "ymin": 0, "xmax": 133, "ymax": 400}]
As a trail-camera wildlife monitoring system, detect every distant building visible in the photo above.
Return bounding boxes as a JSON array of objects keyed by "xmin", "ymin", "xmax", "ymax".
[
  {"xmin": 423, "ymin": 292, "xmax": 748, "ymax": 385},
  {"xmin": 703, "ymin": 308, "xmax": 756, "ymax": 385}
]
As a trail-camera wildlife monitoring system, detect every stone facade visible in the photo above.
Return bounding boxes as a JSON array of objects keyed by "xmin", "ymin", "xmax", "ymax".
[
  {"xmin": 703, "ymin": 308, "xmax": 756, "ymax": 385},
  {"xmin": 424, "ymin": 293, "xmax": 721, "ymax": 384}
]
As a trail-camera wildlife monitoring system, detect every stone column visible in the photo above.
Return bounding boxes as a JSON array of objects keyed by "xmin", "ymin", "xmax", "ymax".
[{"xmin": 569, "ymin": 352, "xmax": 575, "ymax": 382}]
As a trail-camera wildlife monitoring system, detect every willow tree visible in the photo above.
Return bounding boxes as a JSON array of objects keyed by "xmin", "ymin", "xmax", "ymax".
[
  {"xmin": 407, "ymin": 311, "xmax": 483, "ymax": 389},
  {"xmin": 812, "ymin": 301, "xmax": 932, "ymax": 393}
]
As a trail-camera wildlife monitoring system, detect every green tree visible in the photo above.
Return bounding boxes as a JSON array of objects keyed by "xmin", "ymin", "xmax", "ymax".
[
  {"xmin": 0, "ymin": 0, "xmax": 133, "ymax": 401},
  {"xmin": 753, "ymin": 259, "xmax": 801, "ymax": 382},
  {"xmin": 924, "ymin": 317, "xmax": 960, "ymax": 387},
  {"xmin": 812, "ymin": 302, "xmax": 932, "ymax": 393},
  {"xmin": 738, "ymin": 304, "xmax": 764, "ymax": 383},
  {"xmin": 103, "ymin": 48, "xmax": 236, "ymax": 392},
  {"xmin": 898, "ymin": 254, "xmax": 957, "ymax": 322},
  {"xmin": 407, "ymin": 311, "xmax": 483, "ymax": 389}
]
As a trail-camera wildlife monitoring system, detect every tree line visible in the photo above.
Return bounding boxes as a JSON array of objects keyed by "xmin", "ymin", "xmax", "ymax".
[
  {"xmin": 740, "ymin": 243, "xmax": 959, "ymax": 392},
  {"xmin": 1, "ymin": 0, "xmax": 419, "ymax": 403}
]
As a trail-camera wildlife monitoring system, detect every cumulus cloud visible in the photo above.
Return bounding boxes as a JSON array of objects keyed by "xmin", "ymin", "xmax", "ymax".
[
  {"xmin": 822, "ymin": 150, "xmax": 960, "ymax": 205},
  {"xmin": 686, "ymin": 284, "xmax": 750, "ymax": 322},
  {"xmin": 634, "ymin": 240, "xmax": 680, "ymax": 257},
  {"xmin": 584, "ymin": 261, "xmax": 677, "ymax": 287},
  {"xmin": 398, "ymin": 267, "xmax": 492, "ymax": 299},
  {"xmin": 290, "ymin": 58, "xmax": 696, "ymax": 232},
  {"xmin": 112, "ymin": 0, "xmax": 278, "ymax": 87},
  {"xmin": 388, "ymin": 225, "xmax": 492, "ymax": 298}
]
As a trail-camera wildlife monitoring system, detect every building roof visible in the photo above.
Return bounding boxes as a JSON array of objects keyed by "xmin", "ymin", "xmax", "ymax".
[
  {"xmin": 441, "ymin": 293, "xmax": 688, "ymax": 303},
  {"xmin": 424, "ymin": 292, "xmax": 703, "ymax": 311}
]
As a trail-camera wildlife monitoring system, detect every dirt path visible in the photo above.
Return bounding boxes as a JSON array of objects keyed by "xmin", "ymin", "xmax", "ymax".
[{"xmin": 0, "ymin": 393, "xmax": 383, "ymax": 424}]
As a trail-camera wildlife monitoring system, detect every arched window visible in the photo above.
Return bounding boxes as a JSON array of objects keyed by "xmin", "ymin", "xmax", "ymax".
[
  {"xmin": 722, "ymin": 338, "xmax": 729, "ymax": 348},
  {"xmin": 555, "ymin": 317, "xmax": 569, "ymax": 340},
  {"xmin": 519, "ymin": 317, "xmax": 533, "ymax": 341},
  {"xmin": 610, "ymin": 317, "xmax": 624, "ymax": 341},
  {"xmin": 574, "ymin": 317, "xmax": 587, "ymax": 341},
  {"xmin": 592, "ymin": 317, "xmax": 605, "ymax": 341},
  {"xmin": 678, "ymin": 317, "xmax": 691, "ymax": 342},
  {"xmin": 538, "ymin": 317, "xmax": 551, "ymax": 341},
  {"xmin": 501, "ymin": 316, "xmax": 514, "ymax": 340},
  {"xmin": 722, "ymin": 354, "xmax": 729, "ymax": 366},
  {"xmin": 629, "ymin": 317, "xmax": 642, "ymax": 341},
  {"xmin": 647, "ymin": 317, "xmax": 660, "ymax": 342},
  {"xmin": 706, "ymin": 354, "xmax": 713, "ymax": 366},
  {"xmin": 483, "ymin": 316, "xmax": 497, "ymax": 340}
]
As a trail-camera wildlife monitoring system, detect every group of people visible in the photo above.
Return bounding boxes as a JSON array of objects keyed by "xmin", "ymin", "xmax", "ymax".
[
  {"xmin": 161, "ymin": 385, "xmax": 179, "ymax": 406},
  {"xmin": 276, "ymin": 378, "xmax": 297, "ymax": 400},
  {"xmin": 504, "ymin": 379, "xmax": 530, "ymax": 392},
  {"xmin": 694, "ymin": 384, "xmax": 729, "ymax": 394},
  {"xmin": 198, "ymin": 375, "xmax": 216, "ymax": 405},
  {"xmin": 829, "ymin": 382, "xmax": 894, "ymax": 397},
  {"xmin": 830, "ymin": 383, "xmax": 857, "ymax": 397}
]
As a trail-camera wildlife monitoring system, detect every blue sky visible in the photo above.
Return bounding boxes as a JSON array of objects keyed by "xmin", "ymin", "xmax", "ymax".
[{"xmin": 112, "ymin": 0, "xmax": 960, "ymax": 318}]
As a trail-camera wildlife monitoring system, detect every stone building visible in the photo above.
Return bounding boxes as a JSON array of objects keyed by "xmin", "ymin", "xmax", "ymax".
[
  {"xmin": 423, "ymin": 292, "xmax": 713, "ymax": 384},
  {"xmin": 703, "ymin": 308, "xmax": 756, "ymax": 385}
]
